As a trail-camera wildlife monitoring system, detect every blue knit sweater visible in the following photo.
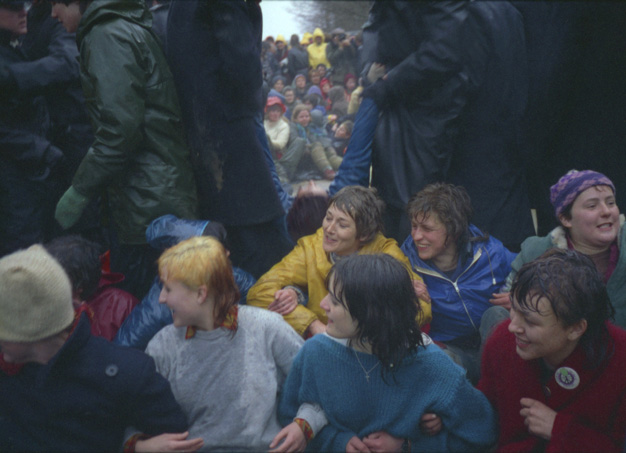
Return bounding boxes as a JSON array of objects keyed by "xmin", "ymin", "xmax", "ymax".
[{"xmin": 279, "ymin": 334, "xmax": 496, "ymax": 452}]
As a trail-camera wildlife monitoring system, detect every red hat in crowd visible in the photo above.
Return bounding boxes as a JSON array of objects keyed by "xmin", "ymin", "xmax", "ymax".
[{"xmin": 265, "ymin": 96, "xmax": 286, "ymax": 114}]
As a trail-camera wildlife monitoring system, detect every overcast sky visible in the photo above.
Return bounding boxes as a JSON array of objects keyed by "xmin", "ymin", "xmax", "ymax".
[{"xmin": 261, "ymin": 1, "xmax": 301, "ymax": 40}]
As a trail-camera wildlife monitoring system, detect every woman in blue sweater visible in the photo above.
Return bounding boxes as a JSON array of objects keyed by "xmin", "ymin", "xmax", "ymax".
[{"xmin": 276, "ymin": 254, "xmax": 496, "ymax": 452}]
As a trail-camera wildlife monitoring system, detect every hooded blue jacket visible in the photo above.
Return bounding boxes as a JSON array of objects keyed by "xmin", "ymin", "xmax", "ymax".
[{"xmin": 401, "ymin": 224, "xmax": 515, "ymax": 342}]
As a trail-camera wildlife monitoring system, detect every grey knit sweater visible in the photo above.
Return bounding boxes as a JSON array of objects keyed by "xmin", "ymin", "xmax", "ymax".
[{"xmin": 146, "ymin": 306, "xmax": 306, "ymax": 451}]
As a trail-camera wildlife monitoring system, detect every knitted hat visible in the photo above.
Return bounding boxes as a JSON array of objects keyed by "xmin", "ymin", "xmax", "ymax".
[
  {"xmin": 550, "ymin": 169, "xmax": 616, "ymax": 218},
  {"xmin": 0, "ymin": 245, "xmax": 74, "ymax": 342}
]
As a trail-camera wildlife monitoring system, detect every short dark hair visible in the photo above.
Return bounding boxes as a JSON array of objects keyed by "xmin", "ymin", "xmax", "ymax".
[
  {"xmin": 511, "ymin": 248, "xmax": 615, "ymax": 367},
  {"xmin": 327, "ymin": 254, "xmax": 424, "ymax": 376},
  {"xmin": 328, "ymin": 186, "xmax": 385, "ymax": 244},
  {"xmin": 407, "ymin": 183, "xmax": 475, "ymax": 251},
  {"xmin": 45, "ymin": 235, "xmax": 103, "ymax": 300}
]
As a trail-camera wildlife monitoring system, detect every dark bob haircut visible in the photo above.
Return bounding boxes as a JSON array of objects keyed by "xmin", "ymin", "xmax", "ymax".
[
  {"xmin": 511, "ymin": 248, "xmax": 615, "ymax": 367},
  {"xmin": 326, "ymin": 254, "xmax": 424, "ymax": 375}
]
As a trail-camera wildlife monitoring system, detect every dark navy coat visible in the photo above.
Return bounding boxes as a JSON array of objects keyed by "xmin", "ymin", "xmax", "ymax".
[{"xmin": 0, "ymin": 315, "xmax": 187, "ymax": 451}]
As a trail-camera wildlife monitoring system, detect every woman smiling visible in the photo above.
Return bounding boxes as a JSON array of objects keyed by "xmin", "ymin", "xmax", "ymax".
[
  {"xmin": 479, "ymin": 249, "xmax": 626, "ymax": 451},
  {"xmin": 497, "ymin": 170, "xmax": 626, "ymax": 328},
  {"xmin": 247, "ymin": 186, "xmax": 431, "ymax": 337},
  {"xmin": 276, "ymin": 254, "xmax": 496, "ymax": 452}
]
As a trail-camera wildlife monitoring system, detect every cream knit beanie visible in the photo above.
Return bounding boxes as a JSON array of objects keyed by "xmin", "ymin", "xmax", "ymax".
[{"xmin": 0, "ymin": 245, "xmax": 74, "ymax": 342}]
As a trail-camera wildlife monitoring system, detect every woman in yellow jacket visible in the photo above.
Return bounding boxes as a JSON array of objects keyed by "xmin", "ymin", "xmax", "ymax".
[{"xmin": 247, "ymin": 186, "xmax": 432, "ymax": 337}]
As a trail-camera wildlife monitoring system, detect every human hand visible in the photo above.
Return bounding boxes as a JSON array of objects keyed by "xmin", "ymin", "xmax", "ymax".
[
  {"xmin": 420, "ymin": 413, "xmax": 442, "ymax": 436},
  {"xmin": 366, "ymin": 63, "xmax": 385, "ymax": 84},
  {"xmin": 135, "ymin": 432, "xmax": 204, "ymax": 452},
  {"xmin": 346, "ymin": 435, "xmax": 370, "ymax": 453},
  {"xmin": 269, "ymin": 288, "xmax": 298, "ymax": 315},
  {"xmin": 306, "ymin": 320, "xmax": 326, "ymax": 337},
  {"xmin": 520, "ymin": 398, "xmax": 557, "ymax": 440},
  {"xmin": 489, "ymin": 291, "xmax": 511, "ymax": 309},
  {"xmin": 412, "ymin": 280, "xmax": 431, "ymax": 304},
  {"xmin": 362, "ymin": 431, "xmax": 403, "ymax": 452},
  {"xmin": 269, "ymin": 422, "xmax": 306, "ymax": 452}
]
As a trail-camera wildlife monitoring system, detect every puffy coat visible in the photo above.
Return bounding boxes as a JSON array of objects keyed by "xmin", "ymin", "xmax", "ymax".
[
  {"xmin": 86, "ymin": 271, "xmax": 139, "ymax": 341},
  {"xmin": 247, "ymin": 228, "xmax": 432, "ymax": 336},
  {"xmin": 504, "ymin": 218, "xmax": 626, "ymax": 329},
  {"xmin": 401, "ymin": 224, "xmax": 515, "ymax": 342},
  {"xmin": 114, "ymin": 215, "xmax": 256, "ymax": 349},
  {"xmin": 73, "ymin": 0, "xmax": 197, "ymax": 244},
  {"xmin": 0, "ymin": 314, "xmax": 187, "ymax": 451}
]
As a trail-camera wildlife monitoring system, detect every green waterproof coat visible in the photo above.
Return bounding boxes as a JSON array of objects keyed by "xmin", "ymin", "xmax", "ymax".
[{"xmin": 73, "ymin": 0, "xmax": 197, "ymax": 244}]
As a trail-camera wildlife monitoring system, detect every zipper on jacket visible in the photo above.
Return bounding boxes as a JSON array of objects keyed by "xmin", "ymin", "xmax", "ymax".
[{"xmin": 414, "ymin": 248, "xmax": 488, "ymax": 331}]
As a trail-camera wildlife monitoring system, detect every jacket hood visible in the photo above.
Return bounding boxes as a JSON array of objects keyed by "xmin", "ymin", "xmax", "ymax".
[
  {"xmin": 313, "ymin": 28, "xmax": 324, "ymax": 39},
  {"xmin": 77, "ymin": 0, "xmax": 152, "ymax": 45}
]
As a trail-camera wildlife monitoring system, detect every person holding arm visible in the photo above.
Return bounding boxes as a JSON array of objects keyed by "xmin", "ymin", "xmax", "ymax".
[
  {"xmin": 276, "ymin": 254, "xmax": 496, "ymax": 452},
  {"xmin": 247, "ymin": 186, "xmax": 432, "ymax": 338},
  {"xmin": 145, "ymin": 236, "xmax": 326, "ymax": 451}
]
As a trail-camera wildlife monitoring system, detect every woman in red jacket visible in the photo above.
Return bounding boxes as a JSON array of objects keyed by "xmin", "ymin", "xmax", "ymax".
[{"xmin": 478, "ymin": 249, "xmax": 626, "ymax": 452}]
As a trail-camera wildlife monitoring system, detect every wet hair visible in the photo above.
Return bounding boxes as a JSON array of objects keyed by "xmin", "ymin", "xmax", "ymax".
[
  {"xmin": 158, "ymin": 236, "xmax": 239, "ymax": 328},
  {"xmin": 328, "ymin": 186, "xmax": 385, "ymax": 244},
  {"xmin": 407, "ymin": 183, "xmax": 481, "ymax": 252},
  {"xmin": 327, "ymin": 254, "xmax": 424, "ymax": 375},
  {"xmin": 511, "ymin": 248, "xmax": 615, "ymax": 367},
  {"xmin": 45, "ymin": 235, "xmax": 103, "ymax": 300}
]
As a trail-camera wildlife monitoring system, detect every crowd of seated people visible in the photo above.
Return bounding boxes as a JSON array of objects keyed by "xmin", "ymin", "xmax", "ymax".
[{"xmin": 3, "ymin": 0, "xmax": 626, "ymax": 450}]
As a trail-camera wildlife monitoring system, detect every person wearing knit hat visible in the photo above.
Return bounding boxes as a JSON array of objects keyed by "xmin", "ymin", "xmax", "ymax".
[
  {"xmin": 0, "ymin": 246, "xmax": 199, "ymax": 451},
  {"xmin": 0, "ymin": 245, "xmax": 74, "ymax": 348},
  {"xmin": 496, "ymin": 169, "xmax": 626, "ymax": 329}
]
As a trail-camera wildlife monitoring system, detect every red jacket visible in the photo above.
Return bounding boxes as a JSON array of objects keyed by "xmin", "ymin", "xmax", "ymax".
[
  {"xmin": 85, "ymin": 272, "xmax": 138, "ymax": 341},
  {"xmin": 478, "ymin": 321, "xmax": 626, "ymax": 452}
]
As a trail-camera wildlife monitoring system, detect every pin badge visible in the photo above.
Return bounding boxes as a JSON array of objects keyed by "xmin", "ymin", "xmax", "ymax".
[{"xmin": 555, "ymin": 367, "xmax": 579, "ymax": 390}]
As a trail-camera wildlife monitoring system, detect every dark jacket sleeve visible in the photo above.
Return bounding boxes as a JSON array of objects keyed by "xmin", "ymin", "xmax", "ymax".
[
  {"xmin": 121, "ymin": 351, "xmax": 188, "ymax": 434},
  {"xmin": 367, "ymin": 1, "xmax": 469, "ymax": 106},
  {"xmin": 0, "ymin": 124, "xmax": 63, "ymax": 171},
  {"xmin": 9, "ymin": 23, "xmax": 79, "ymax": 95}
]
